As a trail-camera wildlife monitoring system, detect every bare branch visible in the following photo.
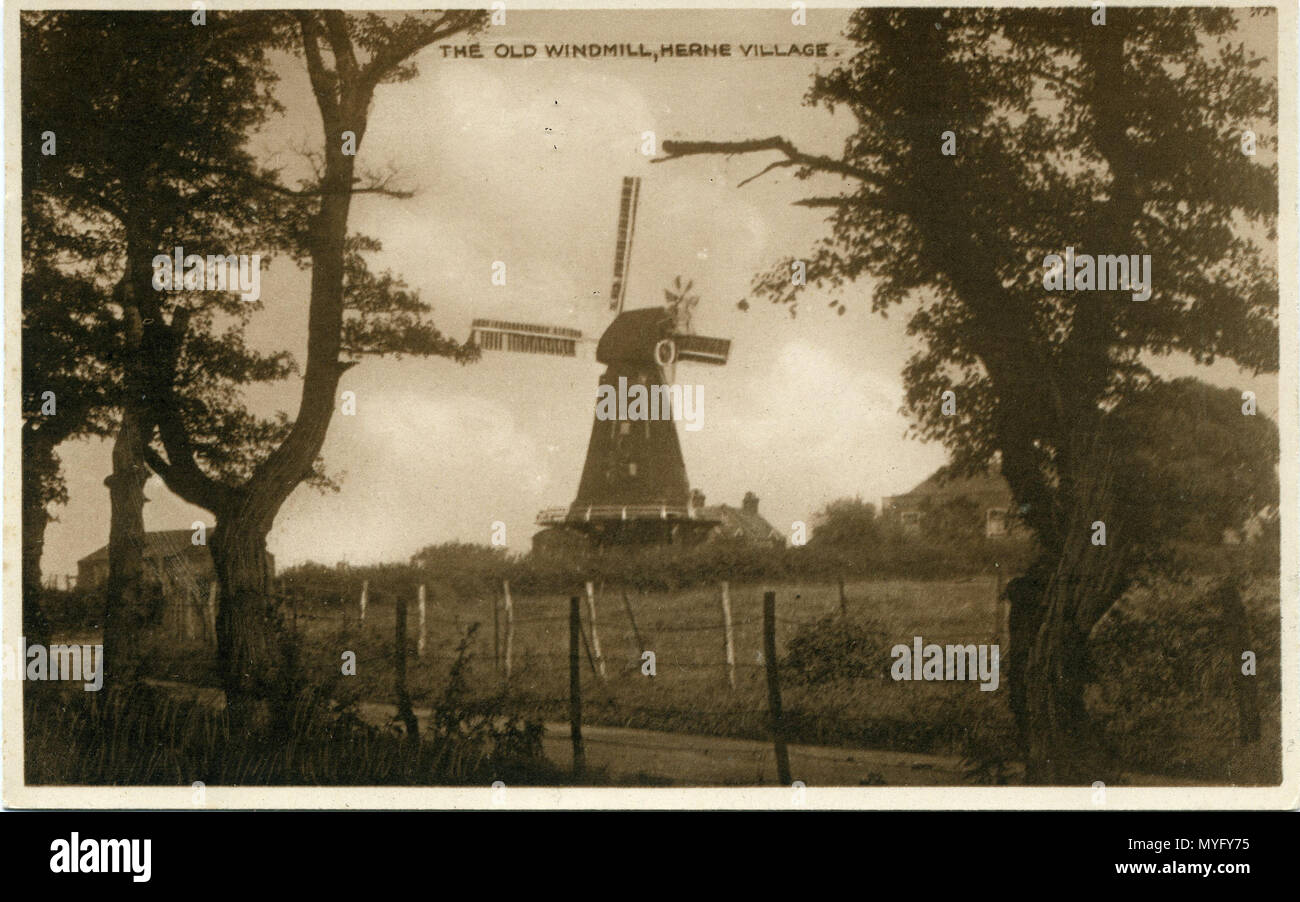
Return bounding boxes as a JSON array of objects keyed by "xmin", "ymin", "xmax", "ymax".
[
  {"xmin": 658, "ymin": 136, "xmax": 887, "ymax": 188},
  {"xmin": 793, "ymin": 196, "xmax": 855, "ymax": 208}
]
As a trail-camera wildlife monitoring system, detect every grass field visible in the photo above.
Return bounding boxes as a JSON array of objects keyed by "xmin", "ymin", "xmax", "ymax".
[
  {"xmin": 269, "ymin": 572, "xmax": 1281, "ymax": 784},
  {"xmin": 57, "ymin": 571, "xmax": 1278, "ymax": 784}
]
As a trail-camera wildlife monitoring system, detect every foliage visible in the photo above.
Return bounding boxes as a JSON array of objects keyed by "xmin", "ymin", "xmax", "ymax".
[
  {"xmin": 780, "ymin": 615, "xmax": 893, "ymax": 685},
  {"xmin": 25, "ymin": 651, "xmax": 555, "ymax": 787},
  {"xmin": 659, "ymin": 7, "xmax": 1279, "ymax": 778},
  {"xmin": 809, "ymin": 496, "xmax": 880, "ymax": 548},
  {"xmin": 662, "ymin": 4, "xmax": 1278, "ymax": 563},
  {"xmin": 1106, "ymin": 377, "xmax": 1278, "ymax": 550}
]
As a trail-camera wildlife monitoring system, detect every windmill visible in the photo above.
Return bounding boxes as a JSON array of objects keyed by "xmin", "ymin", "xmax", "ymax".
[{"xmin": 469, "ymin": 177, "xmax": 733, "ymax": 546}]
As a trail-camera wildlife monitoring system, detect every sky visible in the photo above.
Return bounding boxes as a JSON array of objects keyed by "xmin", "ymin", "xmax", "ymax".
[{"xmin": 39, "ymin": 9, "xmax": 1280, "ymax": 580}]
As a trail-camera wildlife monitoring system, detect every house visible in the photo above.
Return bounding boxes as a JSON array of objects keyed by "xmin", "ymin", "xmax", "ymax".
[
  {"xmin": 882, "ymin": 468, "xmax": 1017, "ymax": 539},
  {"xmin": 76, "ymin": 529, "xmax": 275, "ymax": 592},
  {"xmin": 695, "ymin": 491, "xmax": 786, "ymax": 547}
]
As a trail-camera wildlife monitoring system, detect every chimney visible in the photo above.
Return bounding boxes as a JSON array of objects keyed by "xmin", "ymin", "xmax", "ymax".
[
  {"xmin": 742, "ymin": 491, "xmax": 759, "ymax": 515},
  {"xmin": 690, "ymin": 488, "xmax": 706, "ymax": 510}
]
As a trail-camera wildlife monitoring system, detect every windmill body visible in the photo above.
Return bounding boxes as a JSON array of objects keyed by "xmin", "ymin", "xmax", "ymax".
[{"xmin": 470, "ymin": 178, "xmax": 731, "ymax": 547}]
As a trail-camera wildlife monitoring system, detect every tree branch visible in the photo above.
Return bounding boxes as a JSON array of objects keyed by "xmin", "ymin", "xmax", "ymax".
[
  {"xmin": 359, "ymin": 11, "xmax": 488, "ymax": 91},
  {"xmin": 658, "ymin": 136, "xmax": 888, "ymax": 189},
  {"xmin": 295, "ymin": 12, "xmax": 340, "ymax": 135}
]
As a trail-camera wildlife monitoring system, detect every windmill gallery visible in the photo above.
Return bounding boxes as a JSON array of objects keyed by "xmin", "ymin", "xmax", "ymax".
[{"xmin": 469, "ymin": 177, "xmax": 734, "ymax": 548}]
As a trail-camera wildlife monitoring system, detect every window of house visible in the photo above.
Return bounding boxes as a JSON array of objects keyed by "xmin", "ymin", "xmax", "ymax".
[
  {"xmin": 901, "ymin": 511, "xmax": 921, "ymax": 533},
  {"xmin": 628, "ymin": 462, "xmax": 637, "ymax": 476},
  {"xmin": 985, "ymin": 508, "xmax": 1007, "ymax": 537}
]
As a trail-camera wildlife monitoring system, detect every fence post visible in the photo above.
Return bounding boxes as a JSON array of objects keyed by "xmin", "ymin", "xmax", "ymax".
[
  {"xmin": 719, "ymin": 580, "xmax": 736, "ymax": 689},
  {"xmin": 584, "ymin": 581, "xmax": 606, "ymax": 679},
  {"xmin": 359, "ymin": 579, "xmax": 369, "ymax": 630},
  {"xmin": 394, "ymin": 596, "xmax": 419, "ymax": 753},
  {"xmin": 207, "ymin": 581, "xmax": 218, "ymax": 645},
  {"xmin": 762, "ymin": 590, "xmax": 792, "ymax": 785},
  {"xmin": 993, "ymin": 567, "xmax": 1003, "ymax": 645},
  {"xmin": 569, "ymin": 596, "xmax": 585, "ymax": 778},
  {"xmin": 491, "ymin": 595, "xmax": 500, "ymax": 674},
  {"xmin": 620, "ymin": 588, "xmax": 645, "ymax": 665},
  {"xmin": 417, "ymin": 584, "xmax": 427, "ymax": 658},
  {"xmin": 838, "ymin": 574, "xmax": 848, "ymax": 621},
  {"xmin": 502, "ymin": 580, "xmax": 514, "ymax": 679}
]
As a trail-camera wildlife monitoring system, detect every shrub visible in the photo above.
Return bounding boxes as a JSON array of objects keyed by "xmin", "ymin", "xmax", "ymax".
[{"xmin": 780, "ymin": 615, "xmax": 893, "ymax": 685}]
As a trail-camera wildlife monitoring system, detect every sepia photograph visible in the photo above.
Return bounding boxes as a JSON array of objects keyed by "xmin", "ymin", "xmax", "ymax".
[{"xmin": 3, "ymin": 0, "xmax": 1296, "ymax": 815}]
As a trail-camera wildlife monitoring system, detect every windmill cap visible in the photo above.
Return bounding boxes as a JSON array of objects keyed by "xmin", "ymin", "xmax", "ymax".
[{"xmin": 596, "ymin": 308, "xmax": 675, "ymax": 365}]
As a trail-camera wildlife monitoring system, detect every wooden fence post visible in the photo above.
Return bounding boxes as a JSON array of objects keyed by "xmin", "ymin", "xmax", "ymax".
[
  {"xmin": 207, "ymin": 581, "xmax": 218, "ymax": 645},
  {"xmin": 620, "ymin": 588, "xmax": 645, "ymax": 664},
  {"xmin": 569, "ymin": 596, "xmax": 585, "ymax": 778},
  {"xmin": 502, "ymin": 580, "xmax": 514, "ymax": 679},
  {"xmin": 585, "ymin": 581, "xmax": 606, "ymax": 679},
  {"xmin": 838, "ymin": 574, "xmax": 848, "ymax": 621},
  {"xmin": 394, "ymin": 596, "xmax": 419, "ymax": 753},
  {"xmin": 993, "ymin": 567, "xmax": 1004, "ymax": 645},
  {"xmin": 417, "ymin": 584, "xmax": 427, "ymax": 658},
  {"xmin": 763, "ymin": 590, "xmax": 792, "ymax": 785},
  {"xmin": 719, "ymin": 580, "xmax": 736, "ymax": 689},
  {"xmin": 359, "ymin": 579, "xmax": 369, "ymax": 630},
  {"xmin": 491, "ymin": 595, "xmax": 500, "ymax": 674}
]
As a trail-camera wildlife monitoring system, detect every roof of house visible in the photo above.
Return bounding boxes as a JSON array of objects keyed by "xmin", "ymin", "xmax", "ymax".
[
  {"xmin": 77, "ymin": 529, "xmax": 210, "ymax": 566},
  {"xmin": 889, "ymin": 468, "xmax": 1012, "ymax": 503},
  {"xmin": 699, "ymin": 504, "xmax": 784, "ymax": 544}
]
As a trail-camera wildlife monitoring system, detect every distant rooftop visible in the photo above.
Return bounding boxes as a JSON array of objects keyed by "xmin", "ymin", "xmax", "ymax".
[{"xmin": 77, "ymin": 529, "xmax": 207, "ymax": 566}]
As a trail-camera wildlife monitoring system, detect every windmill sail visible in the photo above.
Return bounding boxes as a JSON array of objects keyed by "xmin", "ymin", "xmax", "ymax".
[
  {"xmin": 471, "ymin": 319, "xmax": 583, "ymax": 357},
  {"xmin": 609, "ymin": 176, "xmax": 641, "ymax": 313},
  {"xmin": 672, "ymin": 334, "xmax": 731, "ymax": 366}
]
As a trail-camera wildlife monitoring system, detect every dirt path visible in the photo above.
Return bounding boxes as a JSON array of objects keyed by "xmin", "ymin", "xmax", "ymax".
[
  {"xmin": 536, "ymin": 721, "xmax": 971, "ymax": 786},
  {"xmin": 351, "ymin": 700, "xmax": 968, "ymax": 785},
  {"xmin": 141, "ymin": 682, "xmax": 1192, "ymax": 787}
]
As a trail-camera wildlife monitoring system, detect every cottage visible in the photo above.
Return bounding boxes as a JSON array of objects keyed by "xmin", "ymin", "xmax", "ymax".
[
  {"xmin": 883, "ymin": 469, "xmax": 1018, "ymax": 539},
  {"xmin": 694, "ymin": 491, "xmax": 785, "ymax": 547},
  {"xmin": 76, "ymin": 529, "xmax": 275, "ymax": 592}
]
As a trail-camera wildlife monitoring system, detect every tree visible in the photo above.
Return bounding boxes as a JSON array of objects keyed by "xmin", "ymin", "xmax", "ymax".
[
  {"xmin": 22, "ymin": 10, "xmax": 297, "ymax": 683},
  {"xmin": 20, "ymin": 254, "xmax": 118, "ymax": 644},
  {"xmin": 660, "ymin": 8, "xmax": 1277, "ymax": 780},
  {"xmin": 137, "ymin": 11, "xmax": 486, "ymax": 726},
  {"xmin": 1108, "ymin": 378, "xmax": 1278, "ymax": 549},
  {"xmin": 809, "ymin": 496, "xmax": 879, "ymax": 549}
]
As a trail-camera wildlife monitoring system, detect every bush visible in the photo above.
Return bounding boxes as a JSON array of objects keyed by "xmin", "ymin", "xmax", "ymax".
[
  {"xmin": 24, "ymin": 631, "xmax": 559, "ymax": 787},
  {"xmin": 780, "ymin": 615, "xmax": 893, "ymax": 685}
]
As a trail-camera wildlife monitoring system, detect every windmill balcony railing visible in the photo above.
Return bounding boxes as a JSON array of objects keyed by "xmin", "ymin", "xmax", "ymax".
[{"xmin": 536, "ymin": 504, "xmax": 712, "ymax": 525}]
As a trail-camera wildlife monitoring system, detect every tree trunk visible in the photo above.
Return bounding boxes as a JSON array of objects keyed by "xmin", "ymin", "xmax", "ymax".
[
  {"xmin": 1022, "ymin": 582, "xmax": 1097, "ymax": 783},
  {"xmin": 1019, "ymin": 438, "xmax": 1131, "ymax": 784},
  {"xmin": 210, "ymin": 514, "xmax": 282, "ymax": 733},
  {"xmin": 20, "ymin": 432, "xmax": 55, "ymax": 647},
  {"xmin": 1005, "ymin": 555, "xmax": 1053, "ymax": 756},
  {"xmin": 102, "ymin": 404, "xmax": 150, "ymax": 691}
]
